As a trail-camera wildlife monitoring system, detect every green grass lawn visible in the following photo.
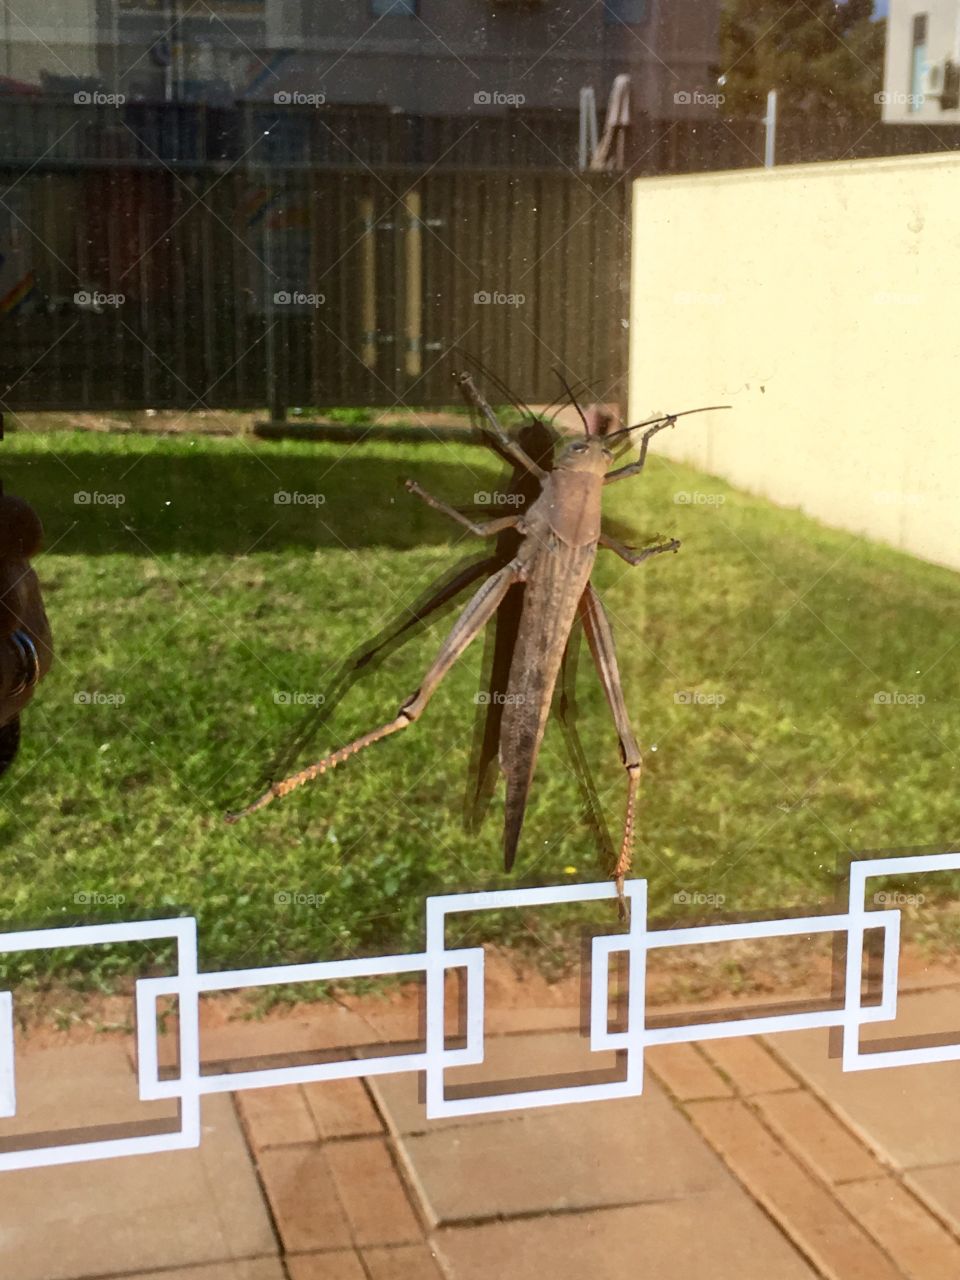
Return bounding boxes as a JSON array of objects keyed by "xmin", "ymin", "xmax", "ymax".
[{"xmin": 2, "ymin": 429, "xmax": 959, "ymax": 985}]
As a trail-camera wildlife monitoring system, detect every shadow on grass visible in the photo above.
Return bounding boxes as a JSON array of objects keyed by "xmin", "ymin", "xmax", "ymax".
[{"xmin": 4, "ymin": 446, "xmax": 508, "ymax": 555}]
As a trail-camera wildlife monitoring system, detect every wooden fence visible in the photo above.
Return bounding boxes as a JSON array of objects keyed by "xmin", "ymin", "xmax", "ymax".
[
  {"xmin": 0, "ymin": 155, "xmax": 630, "ymax": 412},
  {"xmin": 4, "ymin": 95, "xmax": 960, "ymax": 414}
]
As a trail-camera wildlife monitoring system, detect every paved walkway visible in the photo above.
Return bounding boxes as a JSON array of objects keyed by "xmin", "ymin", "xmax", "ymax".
[{"xmin": 4, "ymin": 973, "xmax": 960, "ymax": 1279}]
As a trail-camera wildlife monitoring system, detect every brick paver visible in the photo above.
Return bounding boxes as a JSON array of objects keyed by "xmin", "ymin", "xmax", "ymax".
[
  {"xmin": 135, "ymin": 1267, "xmax": 284, "ymax": 1280},
  {"xmin": 645, "ymin": 1042, "xmax": 733, "ymax": 1100},
  {"xmin": 752, "ymin": 1088, "xmax": 881, "ymax": 1184},
  {"xmin": 257, "ymin": 1146, "xmax": 352, "ymax": 1253},
  {"xmin": 397, "ymin": 1060, "xmax": 732, "ymax": 1225},
  {"xmin": 767, "ymin": 990, "xmax": 960, "ymax": 1168},
  {"xmin": 235, "ymin": 1084, "xmax": 318, "ymax": 1151},
  {"xmin": 363, "ymin": 1242, "xmax": 447, "ymax": 1279},
  {"xmin": 303, "ymin": 1077, "xmax": 383, "ymax": 1138},
  {"xmin": 434, "ymin": 1192, "xmax": 818, "ymax": 1280},
  {"xmin": 325, "ymin": 1136, "xmax": 422, "ymax": 1246},
  {"xmin": 11, "ymin": 981, "xmax": 960, "ymax": 1280},
  {"xmin": 701, "ymin": 1035, "xmax": 799, "ymax": 1094},
  {"xmin": 370, "ymin": 1028, "xmax": 618, "ymax": 1134},
  {"xmin": 0, "ymin": 1046, "xmax": 276, "ymax": 1280},
  {"xmin": 837, "ymin": 1176, "xmax": 960, "ymax": 1280},
  {"xmin": 285, "ymin": 1251, "xmax": 367, "ymax": 1280},
  {"xmin": 686, "ymin": 1098, "xmax": 903, "ymax": 1280},
  {"xmin": 905, "ymin": 1162, "xmax": 960, "ymax": 1235}
]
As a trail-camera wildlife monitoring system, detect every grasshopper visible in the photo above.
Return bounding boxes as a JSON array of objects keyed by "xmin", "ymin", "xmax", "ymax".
[{"xmin": 226, "ymin": 374, "xmax": 726, "ymax": 913}]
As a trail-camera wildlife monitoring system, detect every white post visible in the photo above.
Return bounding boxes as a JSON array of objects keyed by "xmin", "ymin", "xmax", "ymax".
[
  {"xmin": 579, "ymin": 86, "xmax": 598, "ymax": 170},
  {"xmin": 764, "ymin": 89, "xmax": 777, "ymax": 168}
]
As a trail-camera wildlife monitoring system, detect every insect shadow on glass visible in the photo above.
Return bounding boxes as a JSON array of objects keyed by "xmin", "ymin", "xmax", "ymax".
[{"xmin": 226, "ymin": 370, "xmax": 728, "ymax": 915}]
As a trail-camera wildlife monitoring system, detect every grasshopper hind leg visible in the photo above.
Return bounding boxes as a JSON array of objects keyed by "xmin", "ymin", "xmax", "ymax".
[
  {"xmin": 226, "ymin": 561, "xmax": 521, "ymax": 822},
  {"xmin": 578, "ymin": 583, "xmax": 642, "ymax": 919}
]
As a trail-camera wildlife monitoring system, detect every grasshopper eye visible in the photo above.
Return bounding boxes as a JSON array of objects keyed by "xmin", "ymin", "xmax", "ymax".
[{"xmin": 570, "ymin": 442, "xmax": 588, "ymax": 453}]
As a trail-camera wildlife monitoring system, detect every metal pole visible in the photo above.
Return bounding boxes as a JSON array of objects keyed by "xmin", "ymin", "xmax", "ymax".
[
  {"xmin": 579, "ymin": 86, "xmax": 597, "ymax": 171},
  {"xmin": 263, "ymin": 180, "xmax": 285, "ymax": 424},
  {"xmin": 764, "ymin": 89, "xmax": 777, "ymax": 168},
  {"xmin": 359, "ymin": 196, "xmax": 377, "ymax": 370},
  {"xmin": 403, "ymin": 190, "xmax": 423, "ymax": 379},
  {"xmin": 255, "ymin": 93, "xmax": 285, "ymax": 423}
]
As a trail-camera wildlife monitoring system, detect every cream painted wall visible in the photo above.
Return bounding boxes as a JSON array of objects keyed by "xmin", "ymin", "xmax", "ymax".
[{"xmin": 628, "ymin": 153, "xmax": 960, "ymax": 573}]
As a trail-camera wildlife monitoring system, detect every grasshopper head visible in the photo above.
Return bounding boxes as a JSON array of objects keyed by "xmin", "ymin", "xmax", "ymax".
[{"xmin": 556, "ymin": 436, "xmax": 613, "ymax": 475}]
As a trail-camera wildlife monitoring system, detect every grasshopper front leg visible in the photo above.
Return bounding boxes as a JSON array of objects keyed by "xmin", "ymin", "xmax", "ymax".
[
  {"xmin": 579, "ymin": 583, "xmax": 641, "ymax": 919},
  {"xmin": 604, "ymin": 416, "xmax": 677, "ymax": 484},
  {"xmin": 226, "ymin": 561, "xmax": 521, "ymax": 821},
  {"xmin": 599, "ymin": 532, "xmax": 680, "ymax": 565},
  {"xmin": 405, "ymin": 480, "xmax": 519, "ymax": 538}
]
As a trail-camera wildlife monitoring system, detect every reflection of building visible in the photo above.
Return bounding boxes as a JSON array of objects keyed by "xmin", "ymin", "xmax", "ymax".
[
  {"xmin": 110, "ymin": 1, "xmax": 268, "ymax": 103},
  {"xmin": 0, "ymin": 1, "xmax": 269, "ymax": 99},
  {"xmin": 262, "ymin": 1, "xmax": 720, "ymax": 122},
  {"xmin": 882, "ymin": 0, "xmax": 960, "ymax": 122},
  {"xmin": 0, "ymin": 1, "xmax": 721, "ymax": 123}
]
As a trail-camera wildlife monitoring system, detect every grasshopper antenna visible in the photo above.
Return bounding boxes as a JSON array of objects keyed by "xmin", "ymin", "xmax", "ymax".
[
  {"xmin": 552, "ymin": 368, "xmax": 590, "ymax": 434},
  {"xmin": 605, "ymin": 404, "xmax": 730, "ymax": 443},
  {"xmin": 540, "ymin": 370, "xmax": 600, "ymax": 427}
]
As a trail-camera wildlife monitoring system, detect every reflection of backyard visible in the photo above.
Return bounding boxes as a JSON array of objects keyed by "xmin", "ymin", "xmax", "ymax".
[{"xmin": 2, "ymin": 429, "xmax": 960, "ymax": 985}]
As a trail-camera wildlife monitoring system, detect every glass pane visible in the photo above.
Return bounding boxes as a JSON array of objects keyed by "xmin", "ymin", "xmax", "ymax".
[{"xmin": 2, "ymin": 3, "xmax": 959, "ymax": 1278}]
